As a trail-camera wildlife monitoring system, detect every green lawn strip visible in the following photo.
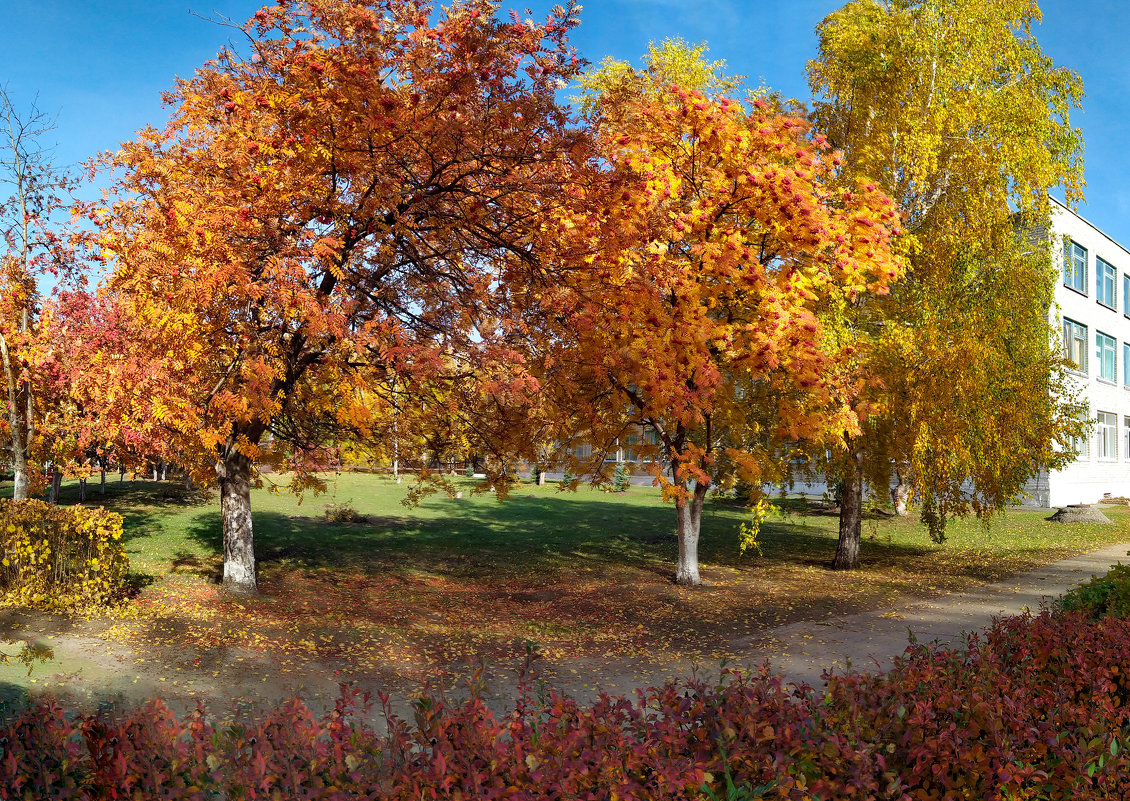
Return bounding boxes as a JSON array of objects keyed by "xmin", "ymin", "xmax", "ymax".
[{"xmin": 7, "ymin": 475, "xmax": 1130, "ymax": 677}]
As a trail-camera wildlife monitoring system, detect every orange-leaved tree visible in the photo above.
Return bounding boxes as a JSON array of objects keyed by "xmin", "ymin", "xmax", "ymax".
[
  {"xmin": 94, "ymin": 0, "xmax": 587, "ymax": 594},
  {"xmin": 537, "ymin": 44, "xmax": 902, "ymax": 585}
]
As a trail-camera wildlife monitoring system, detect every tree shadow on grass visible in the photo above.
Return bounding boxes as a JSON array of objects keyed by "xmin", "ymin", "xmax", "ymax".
[{"xmin": 171, "ymin": 494, "xmax": 943, "ymax": 585}]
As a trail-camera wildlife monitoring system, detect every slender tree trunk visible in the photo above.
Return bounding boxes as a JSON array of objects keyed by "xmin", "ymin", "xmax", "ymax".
[
  {"xmin": 184, "ymin": 471, "xmax": 195, "ymax": 491},
  {"xmin": 537, "ymin": 469, "xmax": 546, "ymax": 486},
  {"xmin": 48, "ymin": 468, "xmax": 61, "ymax": 504},
  {"xmin": 892, "ymin": 469, "xmax": 910, "ymax": 517},
  {"xmin": 119, "ymin": 466, "xmax": 125, "ymax": 483},
  {"xmin": 834, "ymin": 446, "xmax": 866, "ymax": 570},
  {"xmin": 161, "ymin": 462, "xmax": 168, "ymax": 481},
  {"xmin": 78, "ymin": 477, "xmax": 87, "ymax": 503},
  {"xmin": 99, "ymin": 467, "xmax": 106, "ymax": 495},
  {"xmin": 152, "ymin": 464, "xmax": 158, "ymax": 481},
  {"xmin": 675, "ymin": 480, "xmax": 709, "ymax": 585},
  {"xmin": 0, "ymin": 333, "xmax": 29, "ymax": 502},
  {"xmin": 218, "ymin": 450, "xmax": 257, "ymax": 595}
]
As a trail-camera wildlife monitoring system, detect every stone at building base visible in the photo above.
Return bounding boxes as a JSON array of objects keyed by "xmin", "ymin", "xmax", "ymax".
[{"xmin": 1046, "ymin": 504, "xmax": 1112, "ymax": 524}]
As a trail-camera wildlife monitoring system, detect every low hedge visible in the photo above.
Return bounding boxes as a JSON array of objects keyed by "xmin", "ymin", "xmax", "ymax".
[
  {"xmin": 3, "ymin": 604, "xmax": 1130, "ymax": 798},
  {"xmin": 1060, "ymin": 560, "xmax": 1130, "ymax": 618},
  {"xmin": 0, "ymin": 499, "xmax": 127, "ymax": 610}
]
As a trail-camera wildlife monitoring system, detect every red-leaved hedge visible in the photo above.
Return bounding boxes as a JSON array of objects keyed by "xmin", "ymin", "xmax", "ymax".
[{"xmin": 3, "ymin": 607, "xmax": 1130, "ymax": 799}]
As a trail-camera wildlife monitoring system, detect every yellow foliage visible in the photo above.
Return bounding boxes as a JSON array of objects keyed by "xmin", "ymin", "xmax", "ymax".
[{"xmin": 0, "ymin": 500, "xmax": 128, "ymax": 611}]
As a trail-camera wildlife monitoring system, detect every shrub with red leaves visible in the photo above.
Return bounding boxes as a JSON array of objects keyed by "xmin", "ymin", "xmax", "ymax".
[{"xmin": 2, "ymin": 608, "xmax": 1130, "ymax": 799}]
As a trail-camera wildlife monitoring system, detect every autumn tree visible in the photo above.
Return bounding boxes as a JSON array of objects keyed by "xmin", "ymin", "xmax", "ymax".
[
  {"xmin": 95, "ymin": 0, "xmax": 587, "ymax": 594},
  {"xmin": 536, "ymin": 43, "xmax": 900, "ymax": 585},
  {"xmin": 33, "ymin": 290, "xmax": 173, "ymax": 500},
  {"xmin": 808, "ymin": 0, "xmax": 1087, "ymax": 568},
  {"xmin": 0, "ymin": 90, "xmax": 75, "ymax": 501}
]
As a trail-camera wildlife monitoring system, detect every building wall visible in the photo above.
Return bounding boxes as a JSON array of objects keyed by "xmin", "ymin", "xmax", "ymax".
[{"xmin": 1047, "ymin": 200, "xmax": 1130, "ymax": 506}]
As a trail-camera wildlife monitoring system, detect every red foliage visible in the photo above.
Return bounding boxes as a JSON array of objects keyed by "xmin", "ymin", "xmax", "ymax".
[{"xmin": 2, "ymin": 609, "xmax": 1129, "ymax": 798}]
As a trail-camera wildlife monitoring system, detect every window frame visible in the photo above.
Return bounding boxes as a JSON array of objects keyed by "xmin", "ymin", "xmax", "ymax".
[
  {"xmin": 1098, "ymin": 257, "xmax": 1117, "ymax": 309},
  {"xmin": 1065, "ymin": 240, "xmax": 1088, "ymax": 294},
  {"xmin": 1098, "ymin": 331, "xmax": 1117, "ymax": 383},
  {"xmin": 1063, "ymin": 318, "xmax": 1088, "ymax": 374},
  {"xmin": 1072, "ymin": 409, "xmax": 1091, "ymax": 460},
  {"xmin": 1098, "ymin": 411, "xmax": 1118, "ymax": 460}
]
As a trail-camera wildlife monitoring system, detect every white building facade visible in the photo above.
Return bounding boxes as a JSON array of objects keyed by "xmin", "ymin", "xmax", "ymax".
[{"xmin": 1036, "ymin": 199, "xmax": 1130, "ymax": 507}]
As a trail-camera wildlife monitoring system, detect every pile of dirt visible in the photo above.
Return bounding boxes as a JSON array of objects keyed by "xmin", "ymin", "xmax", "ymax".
[{"xmin": 1046, "ymin": 505, "xmax": 1112, "ymax": 524}]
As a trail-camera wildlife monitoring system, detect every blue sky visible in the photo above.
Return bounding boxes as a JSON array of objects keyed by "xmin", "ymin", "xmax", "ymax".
[{"xmin": 1, "ymin": 1, "xmax": 1127, "ymax": 244}]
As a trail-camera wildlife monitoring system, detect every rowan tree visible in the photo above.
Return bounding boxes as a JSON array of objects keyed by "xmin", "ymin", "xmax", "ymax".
[
  {"xmin": 537, "ymin": 44, "xmax": 901, "ymax": 585},
  {"xmin": 34, "ymin": 289, "xmax": 174, "ymax": 499},
  {"xmin": 808, "ymin": 0, "xmax": 1087, "ymax": 568},
  {"xmin": 95, "ymin": 0, "xmax": 587, "ymax": 594}
]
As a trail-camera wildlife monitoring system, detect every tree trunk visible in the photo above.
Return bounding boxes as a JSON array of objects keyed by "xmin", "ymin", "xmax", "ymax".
[
  {"xmin": 218, "ymin": 450, "xmax": 257, "ymax": 595},
  {"xmin": 184, "ymin": 471, "xmax": 194, "ymax": 491},
  {"xmin": 48, "ymin": 468, "xmax": 61, "ymax": 504},
  {"xmin": 161, "ymin": 462, "xmax": 168, "ymax": 481},
  {"xmin": 0, "ymin": 333, "xmax": 29, "ymax": 502},
  {"xmin": 99, "ymin": 467, "xmax": 106, "ymax": 495},
  {"xmin": 152, "ymin": 464, "xmax": 158, "ymax": 481},
  {"xmin": 78, "ymin": 477, "xmax": 86, "ymax": 503},
  {"xmin": 675, "ymin": 480, "xmax": 709, "ymax": 585},
  {"xmin": 537, "ymin": 469, "xmax": 546, "ymax": 486},
  {"xmin": 119, "ymin": 466, "xmax": 125, "ymax": 483},
  {"xmin": 834, "ymin": 446, "xmax": 865, "ymax": 570},
  {"xmin": 11, "ymin": 464, "xmax": 29, "ymax": 502},
  {"xmin": 892, "ymin": 469, "xmax": 910, "ymax": 517}
]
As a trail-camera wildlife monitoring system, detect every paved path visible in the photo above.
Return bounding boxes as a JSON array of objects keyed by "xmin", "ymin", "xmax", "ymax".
[
  {"xmin": 755, "ymin": 541, "xmax": 1130, "ymax": 687},
  {"xmin": 532, "ymin": 542, "xmax": 1130, "ymax": 702}
]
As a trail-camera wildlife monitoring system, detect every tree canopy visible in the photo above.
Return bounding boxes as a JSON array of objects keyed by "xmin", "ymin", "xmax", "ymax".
[
  {"xmin": 95, "ymin": 0, "xmax": 589, "ymax": 593},
  {"xmin": 808, "ymin": 0, "xmax": 1087, "ymax": 567}
]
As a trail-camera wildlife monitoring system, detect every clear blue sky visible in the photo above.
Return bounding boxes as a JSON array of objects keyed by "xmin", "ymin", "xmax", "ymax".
[{"xmin": 1, "ymin": 1, "xmax": 1126, "ymax": 243}]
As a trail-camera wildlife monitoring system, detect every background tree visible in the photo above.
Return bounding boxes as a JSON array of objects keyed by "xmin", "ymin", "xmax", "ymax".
[
  {"xmin": 808, "ymin": 0, "xmax": 1087, "ymax": 568},
  {"xmin": 0, "ymin": 89, "xmax": 74, "ymax": 501},
  {"xmin": 537, "ymin": 43, "xmax": 900, "ymax": 585},
  {"xmin": 95, "ymin": 0, "xmax": 587, "ymax": 595}
]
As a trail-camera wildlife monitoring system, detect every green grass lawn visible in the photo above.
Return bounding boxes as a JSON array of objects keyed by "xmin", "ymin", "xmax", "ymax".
[{"xmin": 5, "ymin": 472, "xmax": 1129, "ymax": 681}]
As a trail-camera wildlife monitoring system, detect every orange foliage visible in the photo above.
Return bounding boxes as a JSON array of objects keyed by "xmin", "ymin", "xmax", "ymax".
[
  {"xmin": 534, "ymin": 76, "xmax": 901, "ymax": 582},
  {"xmin": 92, "ymin": 0, "xmax": 588, "ymax": 592}
]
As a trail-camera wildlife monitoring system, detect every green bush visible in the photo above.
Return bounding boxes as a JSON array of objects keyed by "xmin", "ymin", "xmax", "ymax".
[
  {"xmin": 1060, "ymin": 561, "xmax": 1130, "ymax": 617},
  {"xmin": 324, "ymin": 502, "xmax": 365, "ymax": 524},
  {"xmin": 0, "ymin": 499, "xmax": 127, "ymax": 610}
]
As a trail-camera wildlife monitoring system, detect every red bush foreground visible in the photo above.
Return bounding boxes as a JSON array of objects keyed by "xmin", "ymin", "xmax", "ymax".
[{"xmin": 3, "ymin": 608, "xmax": 1130, "ymax": 800}]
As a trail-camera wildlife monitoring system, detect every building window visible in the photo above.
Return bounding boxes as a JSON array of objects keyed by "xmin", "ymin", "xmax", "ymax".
[
  {"xmin": 1124, "ymin": 416, "xmax": 1130, "ymax": 459},
  {"xmin": 1098, "ymin": 331, "xmax": 1117, "ymax": 382},
  {"xmin": 1072, "ymin": 409, "xmax": 1091, "ymax": 460},
  {"xmin": 1125, "ymin": 343, "xmax": 1130, "ymax": 386},
  {"xmin": 1098, "ymin": 411, "xmax": 1118, "ymax": 460},
  {"xmin": 1065, "ymin": 240, "xmax": 1087, "ymax": 294},
  {"xmin": 1063, "ymin": 318, "xmax": 1087, "ymax": 372},
  {"xmin": 1098, "ymin": 258, "xmax": 1117, "ymax": 309},
  {"xmin": 1123, "ymin": 274, "xmax": 1130, "ymax": 315}
]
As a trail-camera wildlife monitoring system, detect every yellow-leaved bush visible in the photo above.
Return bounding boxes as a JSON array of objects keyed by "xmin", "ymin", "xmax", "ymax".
[{"xmin": 0, "ymin": 499, "xmax": 127, "ymax": 610}]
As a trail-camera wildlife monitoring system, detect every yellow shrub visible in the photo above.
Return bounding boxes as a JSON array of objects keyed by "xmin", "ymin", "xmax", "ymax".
[{"xmin": 0, "ymin": 499, "xmax": 128, "ymax": 611}]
